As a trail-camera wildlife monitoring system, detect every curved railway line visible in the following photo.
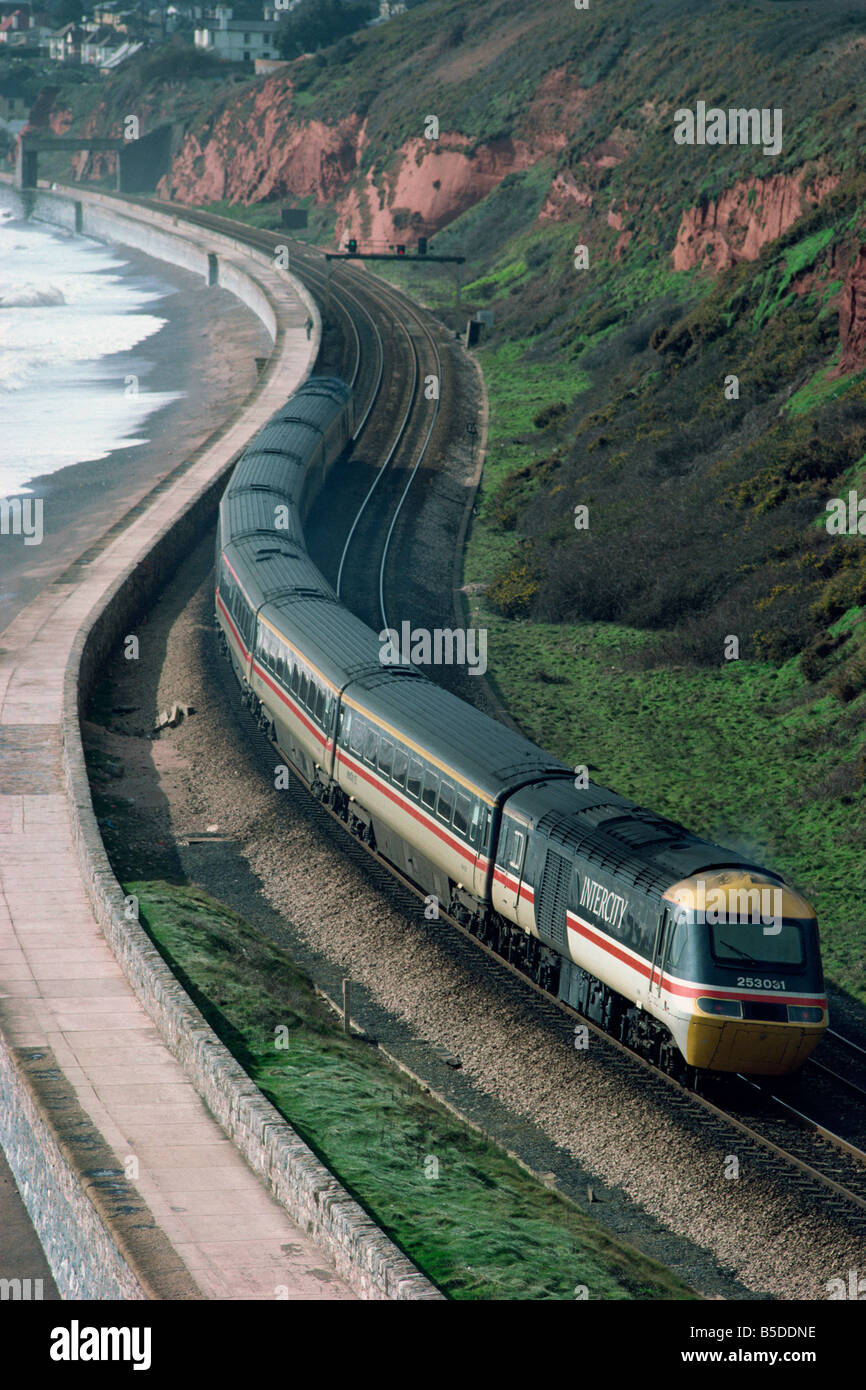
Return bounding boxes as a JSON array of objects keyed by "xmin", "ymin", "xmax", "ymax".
[
  {"xmin": 130, "ymin": 197, "xmax": 446, "ymax": 636},
  {"xmin": 104, "ymin": 195, "xmax": 866, "ymax": 1249}
]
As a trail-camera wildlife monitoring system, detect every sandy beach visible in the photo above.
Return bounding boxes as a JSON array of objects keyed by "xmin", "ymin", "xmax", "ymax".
[{"xmin": 0, "ymin": 236, "xmax": 272, "ymax": 634}]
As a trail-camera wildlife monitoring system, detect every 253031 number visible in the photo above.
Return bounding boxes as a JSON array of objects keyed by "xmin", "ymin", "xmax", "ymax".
[{"xmin": 737, "ymin": 976, "xmax": 786, "ymax": 990}]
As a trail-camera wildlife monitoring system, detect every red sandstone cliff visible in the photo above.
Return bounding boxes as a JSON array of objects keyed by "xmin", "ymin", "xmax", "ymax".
[
  {"xmin": 672, "ymin": 172, "xmax": 838, "ymax": 272},
  {"xmin": 835, "ymin": 245, "xmax": 866, "ymax": 376}
]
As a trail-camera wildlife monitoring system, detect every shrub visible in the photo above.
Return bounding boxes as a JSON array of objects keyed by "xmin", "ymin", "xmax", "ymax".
[
  {"xmin": 487, "ymin": 553, "xmax": 540, "ymax": 618},
  {"xmin": 829, "ymin": 662, "xmax": 866, "ymax": 703},
  {"xmin": 533, "ymin": 401, "xmax": 568, "ymax": 429}
]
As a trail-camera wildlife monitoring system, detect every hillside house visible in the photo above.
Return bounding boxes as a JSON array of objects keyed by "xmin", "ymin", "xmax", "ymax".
[{"xmin": 194, "ymin": 4, "xmax": 279, "ymax": 62}]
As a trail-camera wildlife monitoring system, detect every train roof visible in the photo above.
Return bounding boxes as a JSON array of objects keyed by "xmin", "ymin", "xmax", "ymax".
[
  {"xmin": 224, "ymin": 450, "xmax": 305, "ymax": 499},
  {"xmin": 250, "ymin": 420, "xmax": 323, "ymax": 455},
  {"xmin": 271, "ymin": 376, "xmax": 352, "ymax": 412},
  {"xmin": 254, "ymin": 595, "xmax": 567, "ymax": 799},
  {"xmin": 343, "ymin": 671, "xmax": 569, "ymax": 803},
  {"xmin": 257, "ymin": 592, "xmax": 408, "ymax": 691},
  {"xmin": 248, "ymin": 377, "xmax": 352, "ymax": 450},
  {"xmin": 505, "ymin": 776, "xmax": 782, "ymax": 898},
  {"xmin": 222, "ymin": 537, "xmax": 335, "ymax": 609},
  {"xmin": 219, "ymin": 490, "xmax": 304, "ymax": 547}
]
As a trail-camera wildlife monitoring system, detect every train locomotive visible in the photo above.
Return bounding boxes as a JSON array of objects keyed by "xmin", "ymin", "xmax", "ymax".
[{"xmin": 215, "ymin": 375, "xmax": 828, "ymax": 1080}]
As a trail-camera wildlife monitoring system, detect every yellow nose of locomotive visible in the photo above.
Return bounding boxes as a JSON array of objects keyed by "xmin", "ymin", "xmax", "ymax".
[
  {"xmin": 685, "ymin": 1010, "xmax": 827, "ymax": 1075},
  {"xmin": 664, "ymin": 871, "xmax": 827, "ymax": 1076}
]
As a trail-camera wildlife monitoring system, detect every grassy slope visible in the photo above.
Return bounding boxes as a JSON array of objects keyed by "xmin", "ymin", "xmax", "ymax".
[{"xmin": 129, "ymin": 881, "xmax": 694, "ymax": 1302}]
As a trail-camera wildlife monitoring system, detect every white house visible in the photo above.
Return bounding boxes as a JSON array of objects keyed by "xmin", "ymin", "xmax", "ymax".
[
  {"xmin": 194, "ymin": 4, "xmax": 279, "ymax": 62},
  {"xmin": 80, "ymin": 23, "xmax": 124, "ymax": 63},
  {"xmin": 48, "ymin": 21, "xmax": 85, "ymax": 60}
]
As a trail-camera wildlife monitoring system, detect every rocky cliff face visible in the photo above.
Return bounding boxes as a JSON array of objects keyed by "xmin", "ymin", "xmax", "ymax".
[
  {"xmin": 27, "ymin": 1, "xmax": 862, "ymax": 381},
  {"xmin": 154, "ymin": 69, "xmax": 862, "ymax": 371},
  {"xmin": 159, "ymin": 76, "xmax": 364, "ymax": 208},
  {"xmin": 671, "ymin": 172, "xmax": 839, "ymax": 272},
  {"xmin": 836, "ymin": 245, "xmax": 866, "ymax": 376},
  {"xmin": 156, "ymin": 69, "xmax": 579, "ymax": 244}
]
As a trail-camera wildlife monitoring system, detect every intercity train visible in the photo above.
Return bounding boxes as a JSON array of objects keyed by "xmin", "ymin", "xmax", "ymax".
[{"xmin": 215, "ymin": 376, "xmax": 827, "ymax": 1079}]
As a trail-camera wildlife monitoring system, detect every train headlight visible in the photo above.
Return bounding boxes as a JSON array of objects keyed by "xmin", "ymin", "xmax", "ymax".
[
  {"xmin": 787, "ymin": 1005, "xmax": 824, "ymax": 1024},
  {"xmin": 696, "ymin": 997, "xmax": 743, "ymax": 1018}
]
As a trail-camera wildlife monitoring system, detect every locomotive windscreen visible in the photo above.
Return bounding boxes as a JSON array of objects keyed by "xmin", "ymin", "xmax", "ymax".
[{"xmin": 709, "ymin": 919, "xmax": 806, "ymax": 968}]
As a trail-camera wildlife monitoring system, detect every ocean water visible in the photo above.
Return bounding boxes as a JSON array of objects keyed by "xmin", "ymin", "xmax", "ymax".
[{"xmin": 0, "ymin": 212, "xmax": 184, "ymax": 495}]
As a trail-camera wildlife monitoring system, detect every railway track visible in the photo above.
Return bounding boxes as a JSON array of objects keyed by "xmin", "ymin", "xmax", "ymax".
[
  {"xmin": 125, "ymin": 198, "xmax": 451, "ymax": 639},
  {"xmin": 103, "ymin": 192, "xmax": 866, "ymax": 1239}
]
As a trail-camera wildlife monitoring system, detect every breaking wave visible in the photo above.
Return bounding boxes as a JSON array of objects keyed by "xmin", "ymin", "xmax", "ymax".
[
  {"xmin": 0, "ymin": 284, "xmax": 67, "ymax": 308},
  {"xmin": 0, "ymin": 217, "xmax": 183, "ymax": 492}
]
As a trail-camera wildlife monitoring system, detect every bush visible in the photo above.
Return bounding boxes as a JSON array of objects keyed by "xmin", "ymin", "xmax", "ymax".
[
  {"xmin": 277, "ymin": 0, "xmax": 376, "ymax": 60},
  {"xmin": 829, "ymin": 662, "xmax": 866, "ymax": 703},
  {"xmin": 487, "ymin": 552, "xmax": 540, "ymax": 618},
  {"xmin": 139, "ymin": 43, "xmax": 221, "ymax": 83},
  {"xmin": 533, "ymin": 401, "xmax": 568, "ymax": 429}
]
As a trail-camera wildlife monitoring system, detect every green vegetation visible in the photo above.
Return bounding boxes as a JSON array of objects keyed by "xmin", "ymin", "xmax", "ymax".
[
  {"xmin": 276, "ymin": 0, "xmax": 377, "ymax": 62},
  {"xmin": 200, "ymin": 195, "xmax": 339, "ymax": 244},
  {"xmin": 128, "ymin": 881, "xmax": 694, "ymax": 1302}
]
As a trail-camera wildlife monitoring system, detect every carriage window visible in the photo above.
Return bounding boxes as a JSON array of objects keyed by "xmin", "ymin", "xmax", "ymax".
[
  {"xmin": 508, "ymin": 830, "xmax": 525, "ymax": 870},
  {"xmin": 407, "ymin": 758, "xmax": 423, "ymax": 799},
  {"xmin": 392, "ymin": 747, "xmax": 408, "ymax": 789},
  {"xmin": 453, "ymin": 792, "xmax": 471, "ymax": 837},
  {"xmin": 377, "ymin": 739, "xmax": 393, "ymax": 779},
  {"xmin": 350, "ymin": 715, "xmax": 365, "ymax": 755},
  {"xmin": 314, "ymin": 686, "xmax": 326, "ymax": 724},
  {"xmin": 421, "ymin": 769, "xmax": 438, "ymax": 810},
  {"xmin": 364, "ymin": 726, "xmax": 379, "ymax": 765},
  {"xmin": 298, "ymin": 672, "xmax": 310, "ymax": 709},
  {"xmin": 275, "ymin": 645, "xmax": 286, "ymax": 683},
  {"xmin": 666, "ymin": 910, "xmax": 689, "ymax": 971},
  {"xmin": 473, "ymin": 805, "xmax": 490, "ymax": 848},
  {"xmin": 436, "ymin": 781, "xmax": 454, "ymax": 823},
  {"xmin": 290, "ymin": 661, "xmax": 301, "ymax": 695}
]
